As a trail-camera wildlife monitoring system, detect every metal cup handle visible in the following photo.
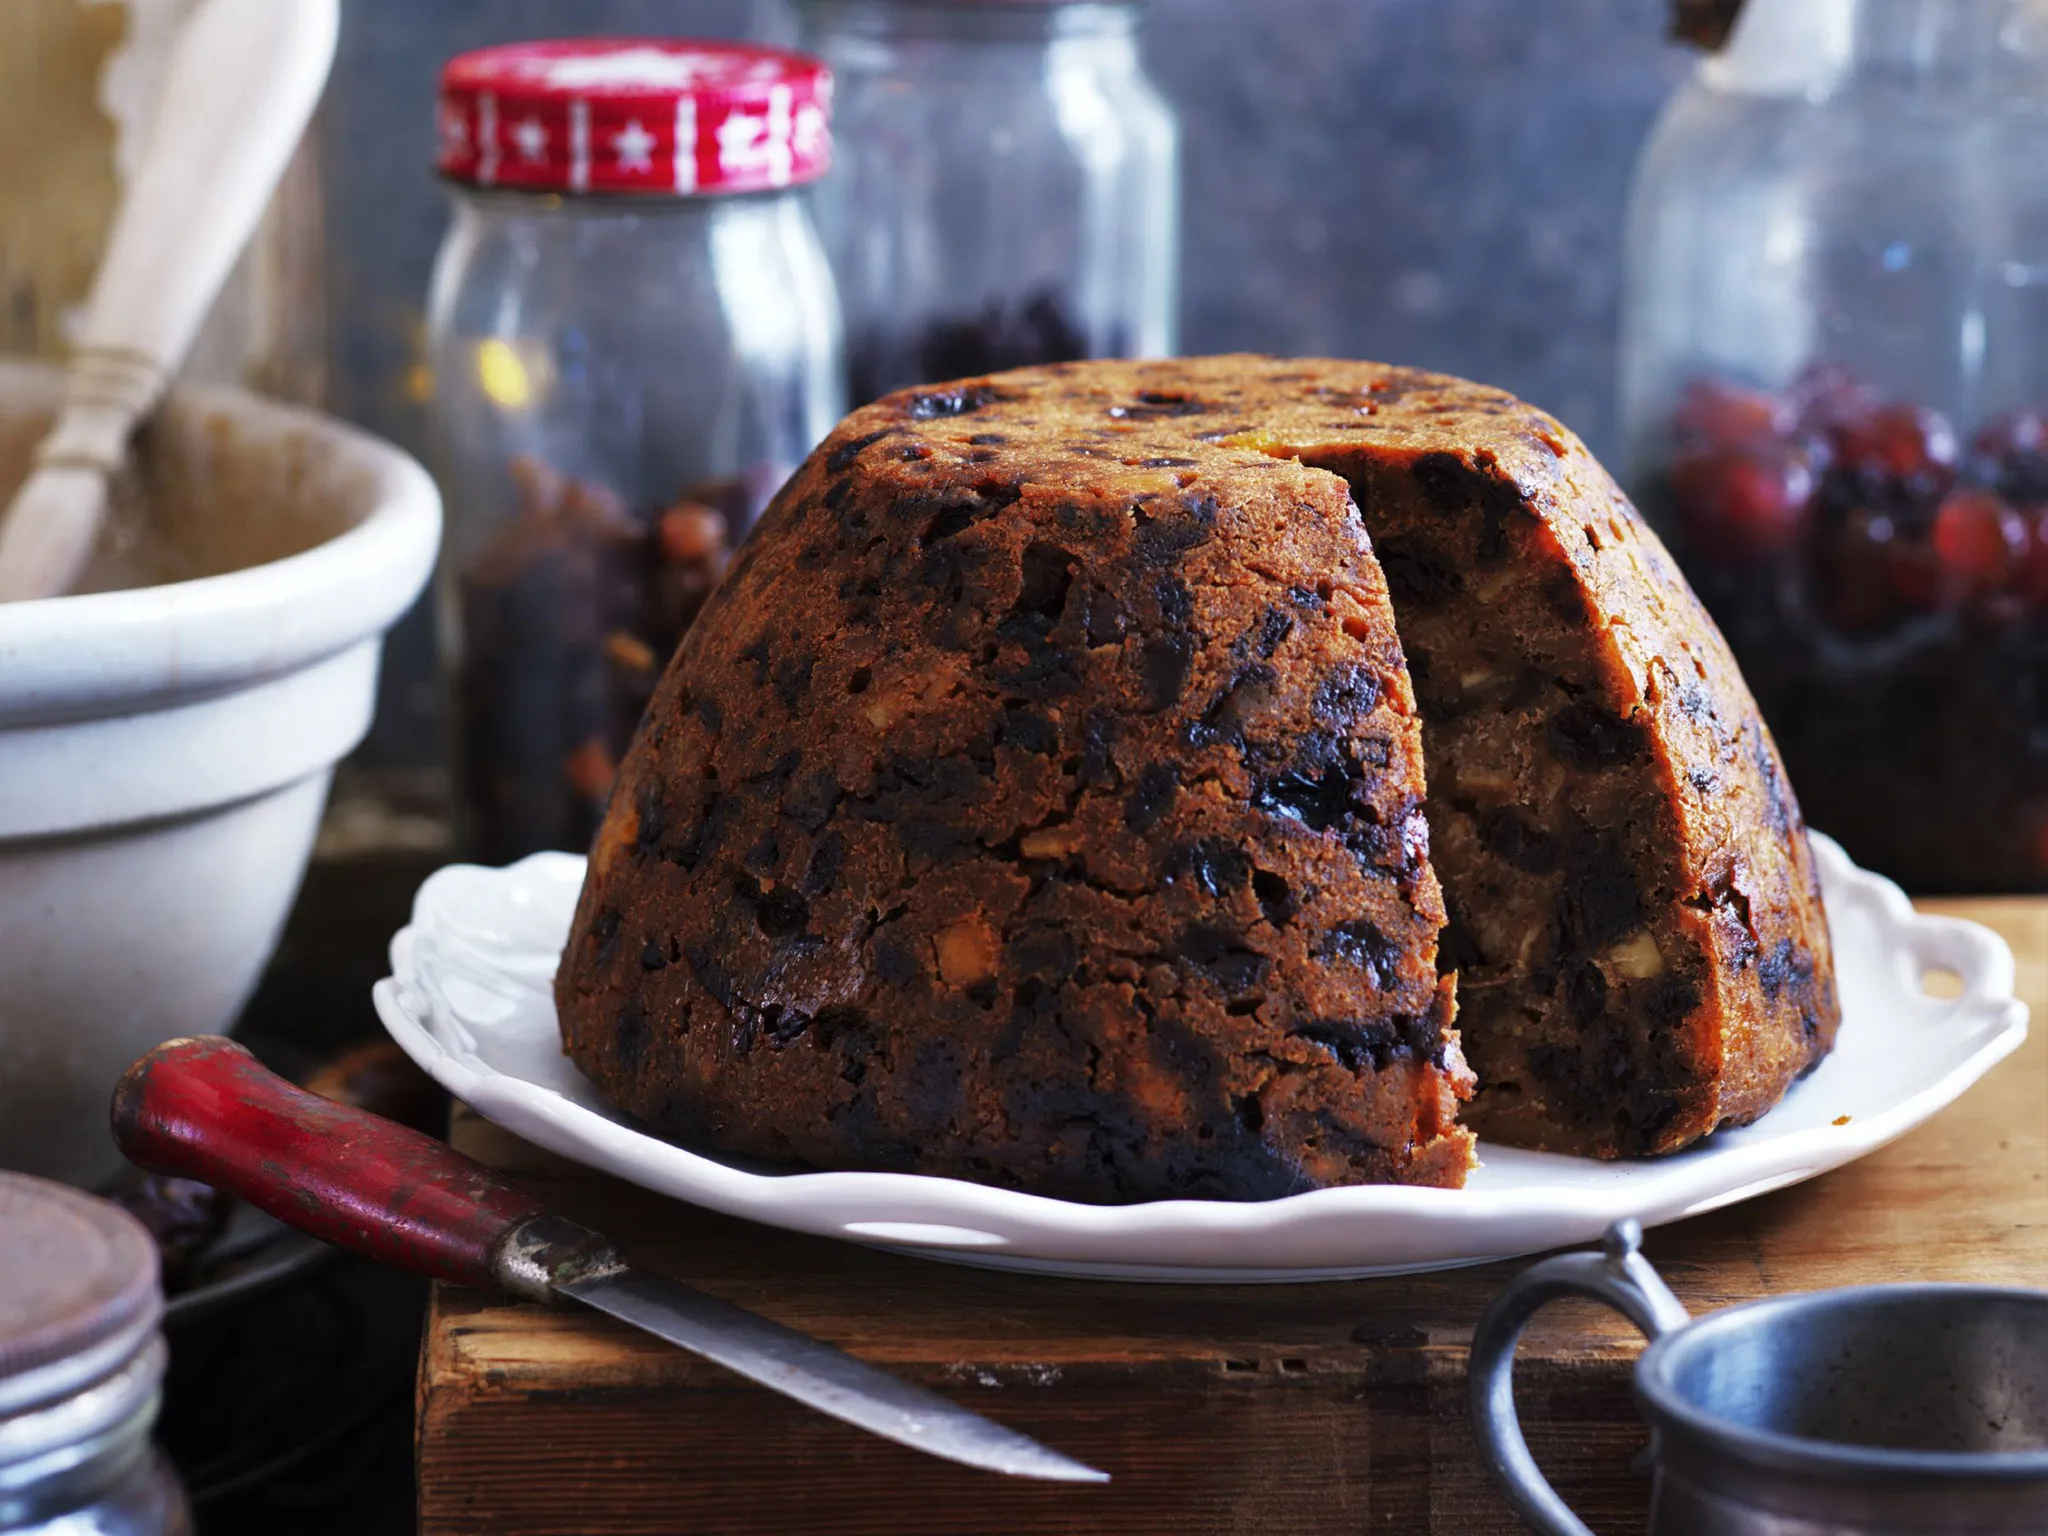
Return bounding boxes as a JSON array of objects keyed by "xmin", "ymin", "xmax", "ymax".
[{"xmin": 1468, "ymin": 1220, "xmax": 1693, "ymax": 1536}]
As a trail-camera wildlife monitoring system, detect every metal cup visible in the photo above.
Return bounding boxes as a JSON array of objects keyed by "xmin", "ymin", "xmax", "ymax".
[{"xmin": 1470, "ymin": 1221, "xmax": 2048, "ymax": 1534}]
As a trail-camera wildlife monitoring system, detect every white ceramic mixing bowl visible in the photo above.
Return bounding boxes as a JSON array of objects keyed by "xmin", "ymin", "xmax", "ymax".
[{"xmin": 0, "ymin": 361, "xmax": 440, "ymax": 1186}]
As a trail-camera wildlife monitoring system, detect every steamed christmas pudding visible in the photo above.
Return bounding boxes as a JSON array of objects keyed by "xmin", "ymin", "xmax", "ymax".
[{"xmin": 555, "ymin": 356, "xmax": 1839, "ymax": 1202}]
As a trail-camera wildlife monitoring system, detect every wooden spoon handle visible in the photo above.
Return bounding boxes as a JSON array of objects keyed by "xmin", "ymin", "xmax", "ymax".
[
  {"xmin": 0, "ymin": 0, "xmax": 337, "ymax": 600},
  {"xmin": 74, "ymin": 0, "xmax": 339, "ymax": 411}
]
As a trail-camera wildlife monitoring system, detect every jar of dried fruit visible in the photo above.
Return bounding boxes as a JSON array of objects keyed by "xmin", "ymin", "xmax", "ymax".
[
  {"xmin": 791, "ymin": 0, "xmax": 1179, "ymax": 403},
  {"xmin": 427, "ymin": 39, "xmax": 844, "ymax": 863},
  {"xmin": 1620, "ymin": 0, "xmax": 2048, "ymax": 892}
]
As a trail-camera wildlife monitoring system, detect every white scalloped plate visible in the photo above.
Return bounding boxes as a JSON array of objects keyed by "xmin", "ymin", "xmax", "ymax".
[{"xmin": 374, "ymin": 834, "xmax": 2026, "ymax": 1282}]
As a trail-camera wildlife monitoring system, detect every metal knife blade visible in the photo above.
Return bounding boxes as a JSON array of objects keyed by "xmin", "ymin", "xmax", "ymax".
[
  {"xmin": 111, "ymin": 1038, "xmax": 1109, "ymax": 1487},
  {"xmin": 561, "ymin": 1267, "xmax": 1109, "ymax": 1483}
]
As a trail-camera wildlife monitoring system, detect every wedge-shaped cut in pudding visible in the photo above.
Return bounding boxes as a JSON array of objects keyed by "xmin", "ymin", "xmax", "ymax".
[{"xmin": 554, "ymin": 355, "xmax": 1839, "ymax": 1202}]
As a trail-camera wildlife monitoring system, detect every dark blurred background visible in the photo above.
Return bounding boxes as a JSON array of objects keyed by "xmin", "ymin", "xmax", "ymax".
[{"xmin": 331, "ymin": 0, "xmax": 1696, "ymax": 765}]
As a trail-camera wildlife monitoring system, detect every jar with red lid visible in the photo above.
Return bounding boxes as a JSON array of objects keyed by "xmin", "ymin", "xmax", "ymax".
[
  {"xmin": 427, "ymin": 39, "xmax": 845, "ymax": 863},
  {"xmin": 791, "ymin": 0, "xmax": 1179, "ymax": 403},
  {"xmin": 1619, "ymin": 0, "xmax": 2048, "ymax": 892}
]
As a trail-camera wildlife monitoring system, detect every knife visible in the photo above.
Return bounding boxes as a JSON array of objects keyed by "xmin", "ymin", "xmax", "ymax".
[{"xmin": 111, "ymin": 1036, "xmax": 1107, "ymax": 1485}]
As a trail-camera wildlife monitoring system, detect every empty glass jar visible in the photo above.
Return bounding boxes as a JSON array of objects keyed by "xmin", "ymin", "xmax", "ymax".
[
  {"xmin": 793, "ymin": 0, "xmax": 1179, "ymax": 402},
  {"xmin": 1620, "ymin": 0, "xmax": 2048, "ymax": 892},
  {"xmin": 427, "ymin": 39, "xmax": 844, "ymax": 862}
]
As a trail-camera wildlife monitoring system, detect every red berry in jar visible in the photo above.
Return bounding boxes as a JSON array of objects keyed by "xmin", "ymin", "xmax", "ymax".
[
  {"xmin": 1672, "ymin": 376, "xmax": 1794, "ymax": 451},
  {"xmin": 1972, "ymin": 408, "xmax": 2048, "ymax": 461},
  {"xmin": 1931, "ymin": 488, "xmax": 2027, "ymax": 595},
  {"xmin": 1788, "ymin": 363, "xmax": 1881, "ymax": 447},
  {"xmin": 1881, "ymin": 531, "xmax": 1947, "ymax": 612},
  {"xmin": 1829, "ymin": 402, "xmax": 1958, "ymax": 482},
  {"xmin": 1787, "ymin": 361, "xmax": 1865, "ymax": 414},
  {"xmin": 1670, "ymin": 446, "xmax": 1813, "ymax": 564},
  {"xmin": 2017, "ymin": 506, "xmax": 2048, "ymax": 606},
  {"xmin": 1973, "ymin": 407, "xmax": 2048, "ymax": 507}
]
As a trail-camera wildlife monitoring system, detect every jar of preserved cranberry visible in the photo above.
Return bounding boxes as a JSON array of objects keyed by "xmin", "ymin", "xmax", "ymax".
[
  {"xmin": 791, "ymin": 0, "xmax": 1179, "ymax": 402},
  {"xmin": 428, "ymin": 39, "xmax": 844, "ymax": 863},
  {"xmin": 1620, "ymin": 0, "xmax": 2048, "ymax": 892}
]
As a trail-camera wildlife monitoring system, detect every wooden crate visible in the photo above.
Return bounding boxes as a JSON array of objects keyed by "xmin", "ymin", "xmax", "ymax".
[{"xmin": 419, "ymin": 899, "xmax": 2047, "ymax": 1535}]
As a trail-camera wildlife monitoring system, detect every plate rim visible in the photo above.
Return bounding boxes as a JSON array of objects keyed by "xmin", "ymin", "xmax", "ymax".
[{"xmin": 374, "ymin": 833, "xmax": 2029, "ymax": 1279}]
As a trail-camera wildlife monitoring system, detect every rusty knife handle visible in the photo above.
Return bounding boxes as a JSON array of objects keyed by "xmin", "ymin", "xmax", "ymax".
[{"xmin": 111, "ymin": 1036, "xmax": 619, "ymax": 1303}]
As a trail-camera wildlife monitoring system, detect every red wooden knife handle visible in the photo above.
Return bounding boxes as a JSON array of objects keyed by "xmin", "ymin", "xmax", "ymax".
[{"xmin": 111, "ymin": 1036, "xmax": 619, "ymax": 1303}]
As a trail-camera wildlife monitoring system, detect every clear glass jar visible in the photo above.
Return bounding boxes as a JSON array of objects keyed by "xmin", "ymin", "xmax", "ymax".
[
  {"xmin": 427, "ymin": 40, "xmax": 844, "ymax": 863},
  {"xmin": 793, "ymin": 0, "xmax": 1178, "ymax": 402},
  {"xmin": 0, "ymin": 1175, "xmax": 190, "ymax": 1536},
  {"xmin": 1619, "ymin": 0, "xmax": 2048, "ymax": 892},
  {"xmin": 0, "ymin": 1345, "xmax": 189, "ymax": 1536}
]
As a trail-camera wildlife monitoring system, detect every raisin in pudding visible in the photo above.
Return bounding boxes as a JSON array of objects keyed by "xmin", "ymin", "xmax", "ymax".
[
  {"xmin": 1653, "ymin": 366, "xmax": 2048, "ymax": 892},
  {"xmin": 555, "ymin": 356, "xmax": 1839, "ymax": 1202}
]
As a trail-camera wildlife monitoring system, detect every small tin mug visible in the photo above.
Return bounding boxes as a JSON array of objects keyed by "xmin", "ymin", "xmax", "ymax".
[{"xmin": 1470, "ymin": 1221, "xmax": 2048, "ymax": 1535}]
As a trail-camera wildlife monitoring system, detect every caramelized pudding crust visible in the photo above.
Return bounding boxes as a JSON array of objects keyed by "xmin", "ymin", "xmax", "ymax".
[{"xmin": 555, "ymin": 356, "xmax": 1838, "ymax": 1199}]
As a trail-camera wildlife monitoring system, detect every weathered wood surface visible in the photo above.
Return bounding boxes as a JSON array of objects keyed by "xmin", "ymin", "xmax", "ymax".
[{"xmin": 418, "ymin": 899, "xmax": 2047, "ymax": 1535}]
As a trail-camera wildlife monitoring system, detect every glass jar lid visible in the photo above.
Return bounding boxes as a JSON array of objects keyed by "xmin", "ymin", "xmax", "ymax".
[
  {"xmin": 436, "ymin": 38, "xmax": 833, "ymax": 197},
  {"xmin": 0, "ymin": 1174, "xmax": 159, "ymax": 1419}
]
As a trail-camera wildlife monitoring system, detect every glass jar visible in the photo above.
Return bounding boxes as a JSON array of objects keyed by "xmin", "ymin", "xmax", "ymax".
[
  {"xmin": 793, "ymin": 0, "xmax": 1178, "ymax": 402},
  {"xmin": 1619, "ymin": 0, "xmax": 2048, "ymax": 893},
  {"xmin": 0, "ymin": 1175, "xmax": 190, "ymax": 1536},
  {"xmin": 428, "ymin": 39, "xmax": 844, "ymax": 863}
]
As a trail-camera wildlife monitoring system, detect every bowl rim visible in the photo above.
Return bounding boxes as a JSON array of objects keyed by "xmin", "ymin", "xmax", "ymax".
[{"xmin": 0, "ymin": 361, "xmax": 441, "ymax": 727}]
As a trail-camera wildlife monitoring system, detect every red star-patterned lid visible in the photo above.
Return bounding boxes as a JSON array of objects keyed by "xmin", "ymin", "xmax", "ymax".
[{"xmin": 437, "ymin": 39, "xmax": 832, "ymax": 196}]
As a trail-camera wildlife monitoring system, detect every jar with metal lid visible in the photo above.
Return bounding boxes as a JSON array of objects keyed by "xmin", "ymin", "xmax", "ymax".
[
  {"xmin": 1619, "ymin": 0, "xmax": 2048, "ymax": 892},
  {"xmin": 0, "ymin": 1174, "xmax": 189, "ymax": 1536},
  {"xmin": 428, "ymin": 38, "xmax": 845, "ymax": 863},
  {"xmin": 792, "ymin": 0, "xmax": 1179, "ymax": 402}
]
